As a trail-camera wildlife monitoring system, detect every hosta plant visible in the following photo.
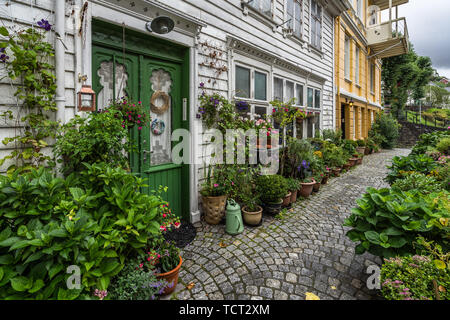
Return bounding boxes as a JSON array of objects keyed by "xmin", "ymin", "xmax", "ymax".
[{"xmin": 344, "ymin": 187, "xmax": 450, "ymax": 258}]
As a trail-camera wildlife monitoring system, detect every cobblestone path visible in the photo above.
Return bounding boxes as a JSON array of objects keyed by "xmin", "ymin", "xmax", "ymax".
[{"xmin": 169, "ymin": 148, "xmax": 411, "ymax": 300}]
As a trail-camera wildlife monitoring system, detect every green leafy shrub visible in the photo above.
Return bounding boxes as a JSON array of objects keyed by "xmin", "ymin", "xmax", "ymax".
[
  {"xmin": 437, "ymin": 137, "xmax": 450, "ymax": 155},
  {"xmin": 322, "ymin": 129, "xmax": 342, "ymax": 145},
  {"xmin": 344, "ymin": 188, "xmax": 450, "ymax": 258},
  {"xmin": 411, "ymin": 131, "xmax": 450, "ymax": 155},
  {"xmin": 391, "ymin": 172, "xmax": 443, "ymax": 194},
  {"xmin": 386, "ymin": 154, "xmax": 436, "ymax": 184},
  {"xmin": 356, "ymin": 139, "xmax": 366, "ymax": 147},
  {"xmin": 341, "ymin": 139, "xmax": 357, "ymax": 157},
  {"xmin": 286, "ymin": 177, "xmax": 301, "ymax": 191},
  {"xmin": 255, "ymin": 175, "xmax": 289, "ymax": 204},
  {"xmin": 0, "ymin": 164, "xmax": 163, "ymax": 299},
  {"xmin": 54, "ymin": 110, "xmax": 129, "ymax": 174},
  {"xmin": 322, "ymin": 142, "xmax": 347, "ymax": 169},
  {"xmin": 369, "ymin": 113, "xmax": 400, "ymax": 149},
  {"xmin": 381, "ymin": 255, "xmax": 449, "ymax": 300},
  {"xmin": 108, "ymin": 259, "xmax": 168, "ymax": 300}
]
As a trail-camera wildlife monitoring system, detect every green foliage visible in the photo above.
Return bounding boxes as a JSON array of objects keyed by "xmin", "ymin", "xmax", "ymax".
[
  {"xmin": 322, "ymin": 129, "xmax": 342, "ymax": 145},
  {"xmin": 231, "ymin": 166, "xmax": 260, "ymax": 212},
  {"xmin": 343, "ymin": 188, "xmax": 449, "ymax": 258},
  {"xmin": 380, "ymin": 254, "xmax": 449, "ymax": 300},
  {"xmin": 54, "ymin": 110, "xmax": 129, "ymax": 174},
  {"xmin": 341, "ymin": 139, "xmax": 357, "ymax": 158},
  {"xmin": 108, "ymin": 259, "xmax": 168, "ymax": 300},
  {"xmin": 437, "ymin": 137, "xmax": 450, "ymax": 155},
  {"xmin": 107, "ymin": 99, "xmax": 149, "ymax": 129},
  {"xmin": 286, "ymin": 177, "xmax": 301, "ymax": 191},
  {"xmin": 0, "ymin": 26, "xmax": 58, "ymax": 171},
  {"xmin": 285, "ymin": 138, "xmax": 314, "ymax": 178},
  {"xmin": 391, "ymin": 172, "xmax": 443, "ymax": 194},
  {"xmin": 321, "ymin": 142, "xmax": 347, "ymax": 169},
  {"xmin": 386, "ymin": 154, "xmax": 436, "ymax": 184},
  {"xmin": 369, "ymin": 113, "xmax": 400, "ymax": 149},
  {"xmin": 411, "ymin": 131, "xmax": 450, "ymax": 155},
  {"xmin": 255, "ymin": 175, "xmax": 289, "ymax": 204},
  {"xmin": 200, "ymin": 165, "xmax": 234, "ymax": 197},
  {"xmin": 0, "ymin": 164, "xmax": 163, "ymax": 299}
]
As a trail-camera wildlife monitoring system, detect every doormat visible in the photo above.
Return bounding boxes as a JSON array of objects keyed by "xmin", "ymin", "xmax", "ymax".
[{"xmin": 163, "ymin": 220, "xmax": 197, "ymax": 249}]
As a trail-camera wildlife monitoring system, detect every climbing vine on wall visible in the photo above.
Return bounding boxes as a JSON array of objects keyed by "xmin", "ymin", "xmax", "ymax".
[
  {"xmin": 0, "ymin": 21, "xmax": 58, "ymax": 173},
  {"xmin": 199, "ymin": 40, "xmax": 228, "ymax": 87}
]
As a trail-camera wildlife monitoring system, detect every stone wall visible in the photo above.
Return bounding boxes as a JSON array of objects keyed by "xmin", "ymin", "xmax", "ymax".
[{"xmin": 397, "ymin": 120, "xmax": 447, "ymax": 147}]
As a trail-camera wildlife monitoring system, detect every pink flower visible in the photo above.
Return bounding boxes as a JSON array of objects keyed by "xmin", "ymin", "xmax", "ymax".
[
  {"xmin": 214, "ymin": 184, "xmax": 219, "ymax": 188},
  {"xmin": 138, "ymin": 126, "xmax": 142, "ymax": 130},
  {"xmin": 138, "ymin": 101, "xmax": 142, "ymax": 104},
  {"xmin": 137, "ymin": 120, "xmax": 141, "ymax": 124},
  {"xmin": 138, "ymin": 114, "xmax": 142, "ymax": 118}
]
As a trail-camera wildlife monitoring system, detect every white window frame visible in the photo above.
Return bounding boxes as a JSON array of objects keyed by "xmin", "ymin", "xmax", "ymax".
[
  {"xmin": 246, "ymin": 0, "xmax": 274, "ymax": 18},
  {"xmin": 286, "ymin": 0, "xmax": 303, "ymax": 39},
  {"xmin": 344, "ymin": 35, "xmax": 351, "ymax": 80},
  {"xmin": 306, "ymin": 86, "xmax": 322, "ymax": 110},
  {"xmin": 310, "ymin": 0, "xmax": 323, "ymax": 50},
  {"xmin": 355, "ymin": 46, "xmax": 360, "ymax": 85},
  {"xmin": 356, "ymin": 0, "xmax": 363, "ymax": 20}
]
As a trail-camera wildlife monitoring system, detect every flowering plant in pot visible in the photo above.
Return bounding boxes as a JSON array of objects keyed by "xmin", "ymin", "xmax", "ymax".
[
  {"xmin": 200, "ymin": 165, "xmax": 229, "ymax": 225},
  {"xmin": 298, "ymin": 160, "xmax": 315, "ymax": 198},
  {"xmin": 240, "ymin": 180, "xmax": 263, "ymax": 226},
  {"xmin": 255, "ymin": 117, "xmax": 275, "ymax": 147},
  {"xmin": 312, "ymin": 172, "xmax": 324, "ymax": 192},
  {"xmin": 356, "ymin": 139, "xmax": 366, "ymax": 155},
  {"xmin": 255, "ymin": 174, "xmax": 289, "ymax": 215},
  {"xmin": 286, "ymin": 178, "xmax": 300, "ymax": 203},
  {"xmin": 235, "ymin": 100, "xmax": 250, "ymax": 113},
  {"xmin": 108, "ymin": 98, "xmax": 149, "ymax": 130},
  {"xmin": 140, "ymin": 239, "xmax": 181, "ymax": 296}
]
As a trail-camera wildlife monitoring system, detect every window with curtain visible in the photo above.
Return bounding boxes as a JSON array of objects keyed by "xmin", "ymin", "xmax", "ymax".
[
  {"xmin": 248, "ymin": 0, "xmax": 272, "ymax": 18},
  {"xmin": 286, "ymin": 81, "xmax": 295, "ymax": 102},
  {"xmin": 355, "ymin": 46, "xmax": 360, "ymax": 85},
  {"xmin": 287, "ymin": 0, "xmax": 302, "ymax": 39},
  {"xmin": 314, "ymin": 89, "xmax": 321, "ymax": 109},
  {"xmin": 274, "ymin": 77, "xmax": 284, "ymax": 101},
  {"xmin": 345, "ymin": 36, "xmax": 351, "ymax": 80},
  {"xmin": 236, "ymin": 65, "xmax": 251, "ymax": 98},
  {"xmin": 310, "ymin": 0, "xmax": 322, "ymax": 49}
]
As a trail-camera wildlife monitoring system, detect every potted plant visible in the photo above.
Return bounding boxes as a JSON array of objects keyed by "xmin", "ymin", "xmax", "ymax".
[
  {"xmin": 321, "ymin": 168, "xmax": 330, "ymax": 184},
  {"xmin": 200, "ymin": 165, "xmax": 228, "ymax": 225},
  {"xmin": 287, "ymin": 178, "xmax": 300, "ymax": 203},
  {"xmin": 312, "ymin": 173, "xmax": 322, "ymax": 192},
  {"xmin": 356, "ymin": 139, "xmax": 366, "ymax": 155},
  {"xmin": 256, "ymin": 175, "xmax": 288, "ymax": 215},
  {"xmin": 143, "ymin": 239, "xmax": 182, "ymax": 296},
  {"xmin": 299, "ymin": 176, "xmax": 316, "ymax": 197},
  {"xmin": 241, "ymin": 185, "xmax": 263, "ymax": 226}
]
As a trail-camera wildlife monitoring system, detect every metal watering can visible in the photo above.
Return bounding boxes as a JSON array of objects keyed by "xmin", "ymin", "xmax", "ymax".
[{"xmin": 225, "ymin": 199, "xmax": 244, "ymax": 235}]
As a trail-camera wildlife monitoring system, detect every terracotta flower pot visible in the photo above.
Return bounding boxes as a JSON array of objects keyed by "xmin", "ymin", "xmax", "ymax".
[
  {"xmin": 313, "ymin": 181, "xmax": 321, "ymax": 192},
  {"xmin": 321, "ymin": 175, "xmax": 328, "ymax": 185},
  {"xmin": 332, "ymin": 168, "xmax": 341, "ymax": 177},
  {"xmin": 364, "ymin": 148, "xmax": 370, "ymax": 155},
  {"xmin": 242, "ymin": 205, "xmax": 263, "ymax": 226},
  {"xmin": 156, "ymin": 256, "xmax": 183, "ymax": 296},
  {"xmin": 356, "ymin": 146, "xmax": 366, "ymax": 155},
  {"xmin": 343, "ymin": 163, "xmax": 351, "ymax": 170},
  {"xmin": 349, "ymin": 158, "xmax": 358, "ymax": 166},
  {"xmin": 290, "ymin": 190, "xmax": 298, "ymax": 203},
  {"xmin": 357, "ymin": 157, "xmax": 363, "ymax": 165},
  {"xmin": 282, "ymin": 192, "xmax": 292, "ymax": 207},
  {"xmin": 202, "ymin": 195, "xmax": 227, "ymax": 225},
  {"xmin": 299, "ymin": 179, "xmax": 315, "ymax": 198}
]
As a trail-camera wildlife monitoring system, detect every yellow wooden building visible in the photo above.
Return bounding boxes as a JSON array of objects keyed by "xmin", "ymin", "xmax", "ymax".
[{"xmin": 335, "ymin": 0, "xmax": 409, "ymax": 140}]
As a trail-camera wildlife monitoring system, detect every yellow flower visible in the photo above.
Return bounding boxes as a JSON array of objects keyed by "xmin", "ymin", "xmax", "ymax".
[
  {"xmin": 314, "ymin": 151, "xmax": 323, "ymax": 159},
  {"xmin": 305, "ymin": 292, "xmax": 320, "ymax": 300}
]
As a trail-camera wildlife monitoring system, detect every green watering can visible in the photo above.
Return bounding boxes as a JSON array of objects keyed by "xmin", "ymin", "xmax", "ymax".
[{"xmin": 226, "ymin": 199, "xmax": 244, "ymax": 235}]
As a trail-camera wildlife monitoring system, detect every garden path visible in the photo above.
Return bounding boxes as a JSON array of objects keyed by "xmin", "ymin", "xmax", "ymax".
[{"xmin": 166, "ymin": 148, "xmax": 411, "ymax": 300}]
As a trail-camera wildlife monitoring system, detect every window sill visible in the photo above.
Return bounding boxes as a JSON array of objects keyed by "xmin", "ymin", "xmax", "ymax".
[
  {"xmin": 241, "ymin": 1, "xmax": 277, "ymax": 32},
  {"xmin": 355, "ymin": 83, "xmax": 361, "ymax": 89},
  {"xmin": 308, "ymin": 44, "xmax": 324, "ymax": 58},
  {"xmin": 285, "ymin": 32, "xmax": 307, "ymax": 48},
  {"xmin": 344, "ymin": 78, "xmax": 352, "ymax": 84}
]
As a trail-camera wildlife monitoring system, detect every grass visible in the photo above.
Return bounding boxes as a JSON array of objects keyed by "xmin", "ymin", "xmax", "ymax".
[{"xmin": 404, "ymin": 110, "xmax": 448, "ymax": 128}]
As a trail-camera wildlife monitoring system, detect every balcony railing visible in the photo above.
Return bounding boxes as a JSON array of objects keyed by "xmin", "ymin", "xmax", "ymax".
[
  {"xmin": 368, "ymin": 0, "xmax": 409, "ymax": 11},
  {"xmin": 366, "ymin": 17, "xmax": 409, "ymax": 58}
]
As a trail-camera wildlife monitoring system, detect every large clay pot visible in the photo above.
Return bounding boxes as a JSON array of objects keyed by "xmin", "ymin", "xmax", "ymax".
[
  {"xmin": 156, "ymin": 256, "xmax": 183, "ymax": 296},
  {"xmin": 313, "ymin": 181, "xmax": 321, "ymax": 192},
  {"xmin": 290, "ymin": 190, "xmax": 298, "ymax": 203},
  {"xmin": 356, "ymin": 146, "xmax": 366, "ymax": 155},
  {"xmin": 242, "ymin": 205, "xmax": 263, "ymax": 226},
  {"xmin": 321, "ymin": 175, "xmax": 329, "ymax": 185},
  {"xmin": 282, "ymin": 192, "xmax": 292, "ymax": 207},
  {"xmin": 343, "ymin": 162, "xmax": 351, "ymax": 170},
  {"xmin": 299, "ymin": 179, "xmax": 315, "ymax": 198},
  {"xmin": 349, "ymin": 158, "xmax": 358, "ymax": 166},
  {"xmin": 357, "ymin": 157, "xmax": 363, "ymax": 165},
  {"xmin": 202, "ymin": 195, "xmax": 227, "ymax": 225},
  {"xmin": 263, "ymin": 200, "xmax": 283, "ymax": 215},
  {"xmin": 332, "ymin": 168, "xmax": 341, "ymax": 177}
]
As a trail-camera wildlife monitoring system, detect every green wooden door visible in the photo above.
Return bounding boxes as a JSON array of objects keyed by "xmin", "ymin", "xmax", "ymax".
[{"xmin": 91, "ymin": 21, "xmax": 190, "ymax": 220}]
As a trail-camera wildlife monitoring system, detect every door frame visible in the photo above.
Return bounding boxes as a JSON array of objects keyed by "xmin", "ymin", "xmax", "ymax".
[{"xmin": 91, "ymin": 19, "xmax": 192, "ymax": 221}]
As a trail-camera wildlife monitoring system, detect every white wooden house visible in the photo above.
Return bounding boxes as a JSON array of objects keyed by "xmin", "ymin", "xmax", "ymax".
[{"xmin": 0, "ymin": 0, "xmax": 351, "ymax": 223}]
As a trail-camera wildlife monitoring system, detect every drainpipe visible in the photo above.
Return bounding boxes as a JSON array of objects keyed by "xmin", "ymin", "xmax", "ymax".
[
  {"xmin": 73, "ymin": 0, "xmax": 83, "ymax": 116},
  {"xmin": 55, "ymin": 0, "xmax": 66, "ymax": 124}
]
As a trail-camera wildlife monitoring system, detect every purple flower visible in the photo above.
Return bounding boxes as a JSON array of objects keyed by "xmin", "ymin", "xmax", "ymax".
[
  {"xmin": 200, "ymin": 82, "xmax": 205, "ymax": 88},
  {"xmin": 37, "ymin": 19, "xmax": 52, "ymax": 31}
]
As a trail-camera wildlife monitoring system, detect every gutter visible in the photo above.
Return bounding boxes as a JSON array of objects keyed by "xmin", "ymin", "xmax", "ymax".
[{"xmin": 55, "ymin": 0, "xmax": 66, "ymax": 124}]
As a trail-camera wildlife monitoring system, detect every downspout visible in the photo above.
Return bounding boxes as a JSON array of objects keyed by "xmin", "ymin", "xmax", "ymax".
[
  {"xmin": 73, "ymin": 0, "xmax": 83, "ymax": 117},
  {"xmin": 55, "ymin": 0, "xmax": 66, "ymax": 124},
  {"xmin": 336, "ymin": 16, "xmax": 341, "ymax": 134},
  {"xmin": 331, "ymin": 16, "xmax": 336, "ymax": 131}
]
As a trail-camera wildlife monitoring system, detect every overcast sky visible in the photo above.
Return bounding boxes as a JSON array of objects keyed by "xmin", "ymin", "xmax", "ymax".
[{"xmin": 381, "ymin": 0, "xmax": 450, "ymax": 78}]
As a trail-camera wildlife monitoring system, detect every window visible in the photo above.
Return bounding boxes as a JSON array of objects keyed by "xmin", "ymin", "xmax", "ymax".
[
  {"xmin": 287, "ymin": 0, "xmax": 302, "ymax": 38},
  {"xmin": 307, "ymin": 87, "xmax": 314, "ymax": 108},
  {"xmin": 355, "ymin": 46, "xmax": 360, "ymax": 85},
  {"xmin": 356, "ymin": 0, "xmax": 363, "ymax": 20},
  {"xmin": 236, "ymin": 66, "xmax": 251, "ymax": 98},
  {"xmin": 370, "ymin": 62, "xmax": 375, "ymax": 93},
  {"xmin": 314, "ymin": 89, "xmax": 321, "ymax": 109},
  {"xmin": 254, "ymin": 71, "xmax": 267, "ymax": 101},
  {"xmin": 368, "ymin": 6, "xmax": 379, "ymax": 26},
  {"xmin": 286, "ymin": 81, "xmax": 295, "ymax": 101},
  {"xmin": 274, "ymin": 77, "xmax": 284, "ymax": 101},
  {"xmin": 310, "ymin": 0, "xmax": 322, "ymax": 49},
  {"xmin": 296, "ymin": 84, "xmax": 304, "ymax": 105},
  {"xmin": 248, "ymin": 0, "xmax": 272, "ymax": 18},
  {"xmin": 344, "ymin": 36, "xmax": 351, "ymax": 80}
]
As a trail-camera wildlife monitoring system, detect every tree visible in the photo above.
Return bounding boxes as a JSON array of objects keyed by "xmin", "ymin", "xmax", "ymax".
[{"xmin": 382, "ymin": 43, "xmax": 434, "ymax": 116}]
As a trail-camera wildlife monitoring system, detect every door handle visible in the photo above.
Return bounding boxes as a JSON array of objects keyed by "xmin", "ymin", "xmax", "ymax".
[
  {"xmin": 143, "ymin": 150, "xmax": 153, "ymax": 162},
  {"xmin": 183, "ymin": 98, "xmax": 187, "ymax": 121}
]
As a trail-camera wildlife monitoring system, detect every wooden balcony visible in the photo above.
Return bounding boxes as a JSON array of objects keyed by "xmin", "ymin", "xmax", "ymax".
[
  {"xmin": 366, "ymin": 17, "xmax": 409, "ymax": 58},
  {"xmin": 368, "ymin": 0, "xmax": 409, "ymax": 11}
]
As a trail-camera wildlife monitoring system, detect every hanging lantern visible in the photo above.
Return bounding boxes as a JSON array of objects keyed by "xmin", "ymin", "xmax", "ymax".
[{"xmin": 78, "ymin": 85, "xmax": 96, "ymax": 112}]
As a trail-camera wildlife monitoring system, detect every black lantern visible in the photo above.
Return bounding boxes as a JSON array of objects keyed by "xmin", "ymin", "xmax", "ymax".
[
  {"xmin": 78, "ymin": 85, "xmax": 96, "ymax": 112},
  {"xmin": 146, "ymin": 16, "xmax": 175, "ymax": 34}
]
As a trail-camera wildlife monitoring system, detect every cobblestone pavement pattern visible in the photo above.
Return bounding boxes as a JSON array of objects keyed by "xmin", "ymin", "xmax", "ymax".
[{"xmin": 166, "ymin": 148, "xmax": 411, "ymax": 300}]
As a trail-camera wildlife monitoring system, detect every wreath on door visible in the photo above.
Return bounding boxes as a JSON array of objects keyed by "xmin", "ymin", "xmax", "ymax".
[
  {"xmin": 151, "ymin": 119, "xmax": 166, "ymax": 135},
  {"xmin": 150, "ymin": 91, "xmax": 170, "ymax": 115}
]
